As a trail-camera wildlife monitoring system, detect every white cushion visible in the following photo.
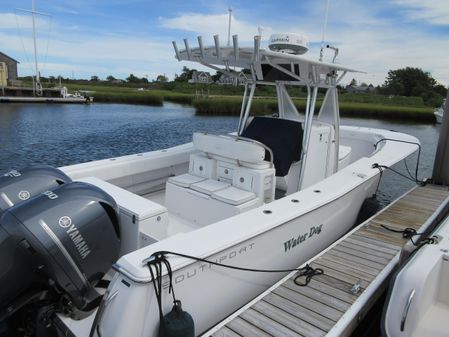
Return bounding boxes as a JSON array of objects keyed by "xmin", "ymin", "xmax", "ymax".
[
  {"xmin": 191, "ymin": 179, "xmax": 230, "ymax": 195},
  {"xmin": 193, "ymin": 133, "xmax": 266, "ymax": 165},
  {"xmin": 168, "ymin": 173, "xmax": 206, "ymax": 188},
  {"xmin": 212, "ymin": 186, "xmax": 256, "ymax": 206},
  {"xmin": 189, "ymin": 153, "xmax": 216, "ymax": 178}
]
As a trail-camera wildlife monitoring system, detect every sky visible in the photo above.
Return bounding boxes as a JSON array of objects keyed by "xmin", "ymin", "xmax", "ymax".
[{"xmin": 0, "ymin": 0, "xmax": 448, "ymax": 86}]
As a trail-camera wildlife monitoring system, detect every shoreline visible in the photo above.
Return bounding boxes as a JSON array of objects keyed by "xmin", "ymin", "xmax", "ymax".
[{"xmin": 66, "ymin": 84, "xmax": 436, "ymax": 122}]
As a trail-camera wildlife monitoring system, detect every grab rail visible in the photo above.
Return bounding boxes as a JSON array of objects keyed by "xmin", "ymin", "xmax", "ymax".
[
  {"xmin": 228, "ymin": 134, "xmax": 274, "ymax": 168},
  {"xmin": 401, "ymin": 289, "xmax": 415, "ymax": 331}
]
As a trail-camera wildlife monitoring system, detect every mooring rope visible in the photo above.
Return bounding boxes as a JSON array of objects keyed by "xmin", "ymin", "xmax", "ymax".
[{"xmin": 145, "ymin": 251, "xmax": 322, "ymax": 287}]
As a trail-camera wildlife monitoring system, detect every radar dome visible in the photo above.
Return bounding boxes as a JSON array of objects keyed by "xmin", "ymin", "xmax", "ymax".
[{"xmin": 268, "ymin": 33, "xmax": 309, "ymax": 55}]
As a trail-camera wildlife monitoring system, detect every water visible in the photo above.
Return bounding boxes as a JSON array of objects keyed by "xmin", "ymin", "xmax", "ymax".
[{"xmin": 0, "ymin": 102, "xmax": 442, "ymax": 207}]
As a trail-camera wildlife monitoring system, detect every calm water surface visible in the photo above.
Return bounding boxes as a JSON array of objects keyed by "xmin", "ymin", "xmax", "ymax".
[{"xmin": 0, "ymin": 102, "xmax": 442, "ymax": 206}]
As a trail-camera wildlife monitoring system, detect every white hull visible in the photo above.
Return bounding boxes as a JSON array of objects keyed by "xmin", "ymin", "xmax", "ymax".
[
  {"xmin": 434, "ymin": 99, "xmax": 446, "ymax": 124},
  {"xmin": 435, "ymin": 110, "xmax": 443, "ymax": 124},
  {"xmin": 57, "ymin": 126, "xmax": 419, "ymax": 337},
  {"xmin": 101, "ymin": 179, "xmax": 376, "ymax": 336},
  {"xmin": 383, "ymin": 212, "xmax": 449, "ymax": 337}
]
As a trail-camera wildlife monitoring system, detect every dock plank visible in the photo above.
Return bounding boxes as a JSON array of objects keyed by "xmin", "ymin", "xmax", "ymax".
[
  {"xmin": 240, "ymin": 308, "xmax": 302, "ymax": 337},
  {"xmin": 311, "ymin": 261, "xmax": 369, "ymax": 289},
  {"xmin": 226, "ymin": 317, "xmax": 272, "ymax": 337},
  {"xmin": 313, "ymin": 258, "xmax": 375, "ymax": 283},
  {"xmin": 343, "ymin": 236, "xmax": 399, "ymax": 255},
  {"xmin": 211, "ymin": 327, "xmax": 242, "ymax": 337},
  {"xmin": 305, "ymin": 278, "xmax": 358, "ymax": 304},
  {"xmin": 318, "ymin": 254, "xmax": 381, "ymax": 277},
  {"xmin": 325, "ymin": 248, "xmax": 388, "ymax": 269},
  {"xmin": 253, "ymin": 301, "xmax": 326, "ymax": 337},
  {"xmin": 309, "ymin": 273, "xmax": 358, "ymax": 297},
  {"xmin": 282, "ymin": 278, "xmax": 351, "ymax": 312},
  {"xmin": 273, "ymin": 285, "xmax": 343, "ymax": 321},
  {"xmin": 334, "ymin": 241, "xmax": 395, "ymax": 260},
  {"xmin": 348, "ymin": 233, "xmax": 401, "ymax": 251},
  {"xmin": 263, "ymin": 292, "xmax": 335, "ymax": 332}
]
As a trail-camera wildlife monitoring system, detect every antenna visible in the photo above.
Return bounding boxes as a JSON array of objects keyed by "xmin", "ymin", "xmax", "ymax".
[
  {"xmin": 319, "ymin": 0, "xmax": 331, "ymax": 62},
  {"xmin": 227, "ymin": 7, "xmax": 232, "ymax": 47},
  {"xmin": 31, "ymin": 0, "xmax": 39, "ymax": 88}
]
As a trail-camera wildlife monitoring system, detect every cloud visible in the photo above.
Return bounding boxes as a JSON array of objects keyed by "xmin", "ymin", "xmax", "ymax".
[
  {"xmin": 1, "ymin": 1, "xmax": 448, "ymax": 86},
  {"xmin": 0, "ymin": 12, "xmax": 48, "ymax": 29},
  {"xmin": 160, "ymin": 12, "xmax": 273, "ymax": 43},
  {"xmin": 0, "ymin": 29, "xmax": 180, "ymax": 80},
  {"xmin": 393, "ymin": 0, "xmax": 449, "ymax": 25}
]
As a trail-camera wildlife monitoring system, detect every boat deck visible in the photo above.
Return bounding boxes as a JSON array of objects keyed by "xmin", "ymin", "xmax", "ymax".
[{"xmin": 205, "ymin": 184, "xmax": 449, "ymax": 337}]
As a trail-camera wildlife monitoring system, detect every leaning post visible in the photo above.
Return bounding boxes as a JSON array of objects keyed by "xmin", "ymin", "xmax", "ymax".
[{"xmin": 432, "ymin": 87, "xmax": 449, "ymax": 186}]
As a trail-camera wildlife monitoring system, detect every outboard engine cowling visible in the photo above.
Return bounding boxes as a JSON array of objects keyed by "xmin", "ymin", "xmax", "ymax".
[
  {"xmin": 0, "ymin": 181, "xmax": 120, "ymax": 320},
  {"xmin": 0, "ymin": 165, "xmax": 72, "ymax": 212}
]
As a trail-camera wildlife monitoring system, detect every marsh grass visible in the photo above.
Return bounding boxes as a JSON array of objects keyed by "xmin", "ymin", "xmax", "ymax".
[{"xmin": 66, "ymin": 84, "xmax": 434, "ymax": 121}]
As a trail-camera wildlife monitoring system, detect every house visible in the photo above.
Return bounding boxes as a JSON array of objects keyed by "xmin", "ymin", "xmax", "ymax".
[
  {"xmin": 189, "ymin": 70, "xmax": 212, "ymax": 84},
  {"xmin": 217, "ymin": 72, "xmax": 248, "ymax": 86},
  {"xmin": 346, "ymin": 84, "xmax": 375, "ymax": 93},
  {"xmin": 0, "ymin": 52, "xmax": 19, "ymax": 85}
]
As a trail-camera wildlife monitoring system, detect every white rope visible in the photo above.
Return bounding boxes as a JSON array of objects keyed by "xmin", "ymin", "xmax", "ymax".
[
  {"xmin": 14, "ymin": 10, "xmax": 35, "ymax": 74},
  {"xmin": 41, "ymin": 15, "xmax": 53, "ymax": 72}
]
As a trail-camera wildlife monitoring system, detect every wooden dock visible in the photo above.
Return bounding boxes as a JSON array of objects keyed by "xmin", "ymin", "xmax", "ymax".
[{"xmin": 205, "ymin": 184, "xmax": 449, "ymax": 337}]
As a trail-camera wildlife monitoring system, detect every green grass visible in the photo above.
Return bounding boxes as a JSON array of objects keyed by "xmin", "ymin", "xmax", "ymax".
[
  {"xmin": 193, "ymin": 96, "xmax": 434, "ymax": 121},
  {"xmin": 62, "ymin": 83, "xmax": 434, "ymax": 122}
]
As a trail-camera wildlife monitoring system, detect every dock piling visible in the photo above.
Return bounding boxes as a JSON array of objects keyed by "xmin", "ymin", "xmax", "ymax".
[{"xmin": 432, "ymin": 87, "xmax": 449, "ymax": 186}]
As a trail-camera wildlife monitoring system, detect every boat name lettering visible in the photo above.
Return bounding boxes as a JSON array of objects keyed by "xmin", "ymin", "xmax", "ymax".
[
  {"xmin": 162, "ymin": 242, "xmax": 255, "ymax": 289},
  {"xmin": 284, "ymin": 224, "xmax": 323, "ymax": 252}
]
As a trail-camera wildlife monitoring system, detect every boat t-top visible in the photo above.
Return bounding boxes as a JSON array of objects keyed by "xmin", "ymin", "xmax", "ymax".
[{"xmin": 0, "ymin": 32, "xmax": 420, "ymax": 336}]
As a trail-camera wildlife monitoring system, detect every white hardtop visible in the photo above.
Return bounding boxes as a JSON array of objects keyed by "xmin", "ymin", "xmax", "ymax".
[{"xmin": 173, "ymin": 35, "xmax": 363, "ymax": 87}]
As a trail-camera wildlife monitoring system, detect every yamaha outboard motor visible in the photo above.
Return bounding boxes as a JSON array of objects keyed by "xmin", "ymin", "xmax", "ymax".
[
  {"xmin": 0, "ymin": 165, "xmax": 72, "ymax": 212},
  {"xmin": 0, "ymin": 181, "xmax": 120, "ymax": 334}
]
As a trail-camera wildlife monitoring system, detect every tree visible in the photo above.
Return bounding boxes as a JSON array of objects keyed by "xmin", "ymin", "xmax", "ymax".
[
  {"xmin": 106, "ymin": 75, "xmax": 116, "ymax": 81},
  {"xmin": 383, "ymin": 67, "xmax": 435, "ymax": 96},
  {"xmin": 156, "ymin": 74, "xmax": 168, "ymax": 83},
  {"xmin": 126, "ymin": 74, "xmax": 140, "ymax": 83},
  {"xmin": 349, "ymin": 78, "xmax": 357, "ymax": 87},
  {"xmin": 90, "ymin": 75, "xmax": 99, "ymax": 82},
  {"xmin": 211, "ymin": 71, "xmax": 221, "ymax": 82},
  {"xmin": 174, "ymin": 66, "xmax": 195, "ymax": 82},
  {"xmin": 382, "ymin": 67, "xmax": 445, "ymax": 105}
]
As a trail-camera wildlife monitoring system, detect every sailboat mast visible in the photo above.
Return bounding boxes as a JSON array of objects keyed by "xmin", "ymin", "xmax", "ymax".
[{"xmin": 31, "ymin": 0, "xmax": 40, "ymax": 85}]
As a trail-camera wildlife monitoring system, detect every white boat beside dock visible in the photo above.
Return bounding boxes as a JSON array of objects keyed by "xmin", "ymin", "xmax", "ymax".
[{"xmin": 382, "ymin": 195, "xmax": 449, "ymax": 337}]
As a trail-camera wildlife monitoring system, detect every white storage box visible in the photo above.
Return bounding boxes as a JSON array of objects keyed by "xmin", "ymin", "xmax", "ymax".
[{"xmin": 76, "ymin": 177, "xmax": 168, "ymax": 254}]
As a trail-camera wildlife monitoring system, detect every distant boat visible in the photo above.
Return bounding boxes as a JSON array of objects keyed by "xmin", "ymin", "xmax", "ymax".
[{"xmin": 434, "ymin": 99, "xmax": 446, "ymax": 124}]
